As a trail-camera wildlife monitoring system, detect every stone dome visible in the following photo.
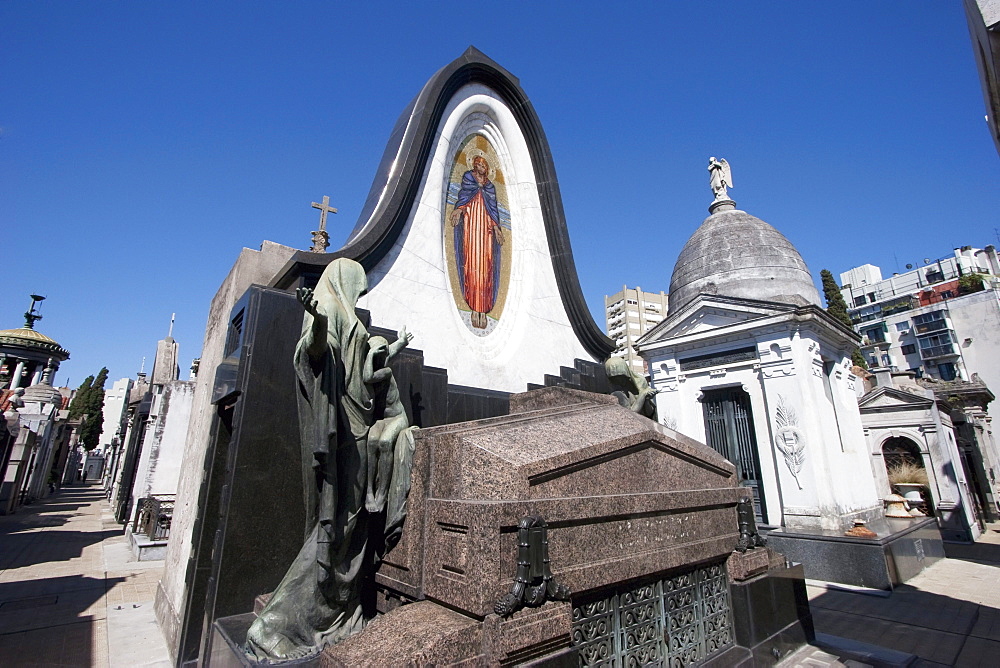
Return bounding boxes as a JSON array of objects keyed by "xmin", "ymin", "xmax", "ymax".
[{"xmin": 668, "ymin": 207, "xmax": 821, "ymax": 312}]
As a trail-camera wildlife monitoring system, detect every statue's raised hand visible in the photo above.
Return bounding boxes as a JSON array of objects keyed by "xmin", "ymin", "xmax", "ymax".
[
  {"xmin": 296, "ymin": 287, "xmax": 321, "ymax": 318},
  {"xmin": 398, "ymin": 326, "xmax": 414, "ymax": 347},
  {"xmin": 387, "ymin": 326, "xmax": 414, "ymax": 359}
]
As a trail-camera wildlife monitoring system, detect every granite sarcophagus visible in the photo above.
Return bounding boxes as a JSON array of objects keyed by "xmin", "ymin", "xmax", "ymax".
[
  {"xmin": 348, "ymin": 387, "xmax": 750, "ymax": 666},
  {"xmin": 213, "ymin": 387, "xmax": 812, "ymax": 666}
]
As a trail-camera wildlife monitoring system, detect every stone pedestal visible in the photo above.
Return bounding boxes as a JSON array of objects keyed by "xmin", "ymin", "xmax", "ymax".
[
  {"xmin": 728, "ymin": 563, "xmax": 815, "ymax": 666},
  {"xmin": 726, "ymin": 547, "xmax": 771, "ymax": 581},
  {"xmin": 212, "ymin": 601, "xmax": 577, "ymax": 668},
  {"xmin": 766, "ymin": 516, "xmax": 944, "ymax": 589}
]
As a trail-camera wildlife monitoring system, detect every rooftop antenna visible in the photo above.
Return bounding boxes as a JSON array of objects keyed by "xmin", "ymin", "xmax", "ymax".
[
  {"xmin": 140, "ymin": 356, "xmax": 146, "ymax": 375},
  {"xmin": 168, "ymin": 313, "xmax": 175, "ymax": 338}
]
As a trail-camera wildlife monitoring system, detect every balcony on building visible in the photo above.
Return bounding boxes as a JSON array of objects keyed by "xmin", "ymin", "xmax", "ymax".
[
  {"xmin": 918, "ymin": 332, "xmax": 959, "ymax": 360},
  {"xmin": 912, "ymin": 310, "xmax": 953, "ymax": 336},
  {"xmin": 859, "ymin": 322, "xmax": 888, "ymax": 348}
]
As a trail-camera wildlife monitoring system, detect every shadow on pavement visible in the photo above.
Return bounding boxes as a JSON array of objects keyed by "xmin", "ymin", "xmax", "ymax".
[
  {"xmin": 0, "ymin": 527, "xmax": 121, "ymax": 571},
  {"xmin": 0, "ymin": 514, "xmax": 74, "ymax": 534},
  {"xmin": 809, "ymin": 580, "xmax": 998, "ymax": 665},
  {"xmin": 944, "ymin": 535, "xmax": 1000, "ymax": 567},
  {"xmin": 0, "ymin": 573, "xmax": 126, "ymax": 629},
  {"xmin": 0, "ymin": 573, "xmax": 128, "ymax": 665}
]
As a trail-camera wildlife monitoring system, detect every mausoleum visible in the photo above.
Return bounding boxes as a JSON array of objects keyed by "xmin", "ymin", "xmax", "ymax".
[
  {"xmin": 0, "ymin": 298, "xmax": 76, "ymax": 514},
  {"xmin": 639, "ymin": 186, "xmax": 878, "ymax": 530},
  {"xmin": 637, "ymin": 174, "xmax": 942, "ymax": 588}
]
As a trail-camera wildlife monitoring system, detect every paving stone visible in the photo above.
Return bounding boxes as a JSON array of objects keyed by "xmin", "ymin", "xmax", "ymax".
[
  {"xmin": 953, "ymin": 636, "xmax": 1000, "ymax": 668},
  {"xmin": 779, "ymin": 644, "xmax": 851, "ymax": 667},
  {"xmin": 0, "ymin": 483, "xmax": 168, "ymax": 667},
  {"xmin": 969, "ymin": 605, "xmax": 1000, "ymax": 641},
  {"xmin": 808, "ymin": 520, "xmax": 1000, "ymax": 667}
]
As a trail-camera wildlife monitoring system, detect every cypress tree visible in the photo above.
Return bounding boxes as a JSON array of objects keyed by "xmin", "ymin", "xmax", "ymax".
[
  {"xmin": 69, "ymin": 367, "xmax": 109, "ymax": 451},
  {"xmin": 820, "ymin": 269, "xmax": 867, "ymax": 369},
  {"xmin": 821, "ymin": 270, "xmax": 852, "ymax": 327}
]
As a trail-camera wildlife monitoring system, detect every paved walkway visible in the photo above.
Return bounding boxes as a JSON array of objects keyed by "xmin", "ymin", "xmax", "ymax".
[
  {"xmin": 807, "ymin": 521, "xmax": 1000, "ymax": 667},
  {"xmin": 0, "ymin": 482, "xmax": 170, "ymax": 667},
  {"xmin": 0, "ymin": 483, "xmax": 996, "ymax": 667}
]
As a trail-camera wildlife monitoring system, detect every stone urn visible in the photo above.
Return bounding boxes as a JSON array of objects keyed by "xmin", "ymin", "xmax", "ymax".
[{"xmin": 895, "ymin": 483, "xmax": 924, "ymax": 505}]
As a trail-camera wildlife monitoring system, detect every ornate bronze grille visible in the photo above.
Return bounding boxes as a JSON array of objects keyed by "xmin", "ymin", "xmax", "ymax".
[{"xmin": 572, "ymin": 562, "xmax": 734, "ymax": 667}]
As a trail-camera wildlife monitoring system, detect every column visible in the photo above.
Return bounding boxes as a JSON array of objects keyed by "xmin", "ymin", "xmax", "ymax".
[{"xmin": 10, "ymin": 361, "xmax": 25, "ymax": 389}]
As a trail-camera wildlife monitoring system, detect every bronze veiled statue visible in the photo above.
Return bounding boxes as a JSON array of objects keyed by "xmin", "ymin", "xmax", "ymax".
[
  {"xmin": 244, "ymin": 258, "xmax": 416, "ymax": 662},
  {"xmin": 604, "ymin": 356, "xmax": 658, "ymax": 422}
]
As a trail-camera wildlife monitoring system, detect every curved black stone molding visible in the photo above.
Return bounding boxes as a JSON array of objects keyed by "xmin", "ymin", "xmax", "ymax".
[{"xmin": 272, "ymin": 46, "xmax": 614, "ymax": 361}]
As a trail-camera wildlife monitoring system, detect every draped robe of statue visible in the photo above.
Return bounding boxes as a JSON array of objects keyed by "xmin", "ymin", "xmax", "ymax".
[
  {"xmin": 604, "ymin": 356, "xmax": 658, "ymax": 422},
  {"xmin": 244, "ymin": 259, "xmax": 416, "ymax": 662},
  {"xmin": 453, "ymin": 169, "xmax": 502, "ymax": 316}
]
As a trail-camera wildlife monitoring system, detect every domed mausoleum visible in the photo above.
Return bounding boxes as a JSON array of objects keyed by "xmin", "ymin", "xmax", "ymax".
[
  {"xmin": 634, "ymin": 162, "xmax": 938, "ymax": 590},
  {"xmin": 0, "ymin": 296, "xmax": 70, "ymax": 391},
  {"xmin": 0, "ymin": 296, "xmax": 74, "ymax": 516}
]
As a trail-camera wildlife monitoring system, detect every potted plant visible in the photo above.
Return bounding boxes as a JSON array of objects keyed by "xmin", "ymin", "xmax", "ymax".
[{"xmin": 886, "ymin": 460, "xmax": 929, "ymax": 504}]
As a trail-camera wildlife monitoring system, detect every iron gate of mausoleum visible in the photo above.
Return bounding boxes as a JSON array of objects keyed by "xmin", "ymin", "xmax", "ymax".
[
  {"xmin": 571, "ymin": 562, "xmax": 734, "ymax": 667},
  {"xmin": 701, "ymin": 388, "xmax": 767, "ymax": 523}
]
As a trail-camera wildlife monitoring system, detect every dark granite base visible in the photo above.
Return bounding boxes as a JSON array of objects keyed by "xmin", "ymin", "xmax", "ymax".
[
  {"xmin": 766, "ymin": 517, "xmax": 944, "ymax": 589},
  {"xmin": 705, "ymin": 645, "xmax": 753, "ymax": 668},
  {"xmin": 211, "ymin": 613, "xmax": 325, "ymax": 668},
  {"xmin": 210, "ymin": 613, "xmax": 257, "ymax": 668},
  {"xmin": 726, "ymin": 564, "xmax": 814, "ymax": 667},
  {"xmin": 517, "ymin": 646, "xmax": 579, "ymax": 668}
]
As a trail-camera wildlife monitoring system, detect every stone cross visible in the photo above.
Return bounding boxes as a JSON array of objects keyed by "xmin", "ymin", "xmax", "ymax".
[{"xmin": 310, "ymin": 195, "xmax": 338, "ymax": 253}]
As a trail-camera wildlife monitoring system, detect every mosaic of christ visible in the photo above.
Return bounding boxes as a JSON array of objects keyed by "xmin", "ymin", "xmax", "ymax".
[{"xmin": 444, "ymin": 135, "xmax": 512, "ymax": 335}]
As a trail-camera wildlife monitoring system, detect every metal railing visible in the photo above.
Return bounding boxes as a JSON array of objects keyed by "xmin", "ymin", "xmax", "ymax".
[
  {"xmin": 132, "ymin": 494, "xmax": 175, "ymax": 541},
  {"xmin": 919, "ymin": 343, "xmax": 958, "ymax": 360}
]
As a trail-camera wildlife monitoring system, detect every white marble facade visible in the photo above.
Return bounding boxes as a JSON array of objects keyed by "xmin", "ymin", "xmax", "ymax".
[
  {"xmin": 353, "ymin": 84, "xmax": 593, "ymax": 392},
  {"xmin": 129, "ymin": 379, "xmax": 195, "ymax": 503},
  {"xmin": 639, "ymin": 296, "xmax": 882, "ymax": 531},
  {"xmin": 858, "ymin": 384, "xmax": 982, "ymax": 541}
]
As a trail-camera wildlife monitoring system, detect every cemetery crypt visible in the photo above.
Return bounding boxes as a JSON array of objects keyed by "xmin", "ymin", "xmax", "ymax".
[{"xmin": 156, "ymin": 48, "xmax": 940, "ymax": 667}]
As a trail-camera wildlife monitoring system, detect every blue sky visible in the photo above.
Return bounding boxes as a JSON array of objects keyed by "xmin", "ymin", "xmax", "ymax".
[{"xmin": 3, "ymin": 3, "xmax": 998, "ymax": 388}]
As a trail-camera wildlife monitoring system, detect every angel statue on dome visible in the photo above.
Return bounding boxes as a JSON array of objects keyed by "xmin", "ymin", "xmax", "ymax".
[{"xmin": 708, "ymin": 157, "xmax": 733, "ymax": 201}]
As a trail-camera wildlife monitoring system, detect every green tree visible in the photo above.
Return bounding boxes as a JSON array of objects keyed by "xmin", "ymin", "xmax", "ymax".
[
  {"xmin": 821, "ymin": 270, "xmax": 851, "ymax": 327},
  {"xmin": 957, "ymin": 273, "xmax": 986, "ymax": 296},
  {"xmin": 820, "ymin": 269, "xmax": 867, "ymax": 369},
  {"xmin": 68, "ymin": 367, "xmax": 109, "ymax": 451}
]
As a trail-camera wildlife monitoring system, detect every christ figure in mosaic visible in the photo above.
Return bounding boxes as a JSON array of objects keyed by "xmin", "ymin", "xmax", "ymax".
[{"xmin": 450, "ymin": 155, "xmax": 505, "ymax": 329}]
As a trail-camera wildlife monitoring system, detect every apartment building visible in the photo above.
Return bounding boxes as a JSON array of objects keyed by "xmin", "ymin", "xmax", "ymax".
[
  {"xmin": 604, "ymin": 286, "xmax": 668, "ymax": 376},
  {"xmin": 839, "ymin": 246, "xmax": 1000, "ymax": 383}
]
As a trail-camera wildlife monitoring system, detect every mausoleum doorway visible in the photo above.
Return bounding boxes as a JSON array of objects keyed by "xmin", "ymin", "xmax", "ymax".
[
  {"xmin": 881, "ymin": 436, "xmax": 930, "ymax": 513},
  {"xmin": 701, "ymin": 387, "xmax": 768, "ymax": 523},
  {"xmin": 881, "ymin": 436, "xmax": 925, "ymax": 475}
]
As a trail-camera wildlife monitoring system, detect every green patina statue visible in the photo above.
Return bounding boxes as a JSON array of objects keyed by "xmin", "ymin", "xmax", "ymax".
[
  {"xmin": 604, "ymin": 356, "xmax": 658, "ymax": 422},
  {"xmin": 244, "ymin": 258, "xmax": 416, "ymax": 662}
]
